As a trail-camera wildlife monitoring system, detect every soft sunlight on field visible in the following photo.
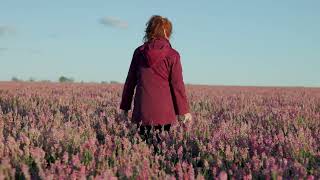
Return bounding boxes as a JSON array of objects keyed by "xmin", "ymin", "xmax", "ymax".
[{"xmin": 0, "ymin": 82, "xmax": 319, "ymax": 179}]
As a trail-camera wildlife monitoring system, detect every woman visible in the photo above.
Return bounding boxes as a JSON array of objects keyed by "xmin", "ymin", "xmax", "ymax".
[{"xmin": 119, "ymin": 15, "xmax": 192, "ymax": 146}]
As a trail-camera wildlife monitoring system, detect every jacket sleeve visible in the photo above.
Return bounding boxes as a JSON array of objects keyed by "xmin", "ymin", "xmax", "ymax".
[
  {"xmin": 120, "ymin": 49, "xmax": 139, "ymax": 111},
  {"xmin": 169, "ymin": 52, "xmax": 190, "ymax": 115}
]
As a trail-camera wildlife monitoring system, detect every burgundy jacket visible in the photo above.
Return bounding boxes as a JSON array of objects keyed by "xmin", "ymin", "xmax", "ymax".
[{"xmin": 120, "ymin": 37, "xmax": 190, "ymax": 126}]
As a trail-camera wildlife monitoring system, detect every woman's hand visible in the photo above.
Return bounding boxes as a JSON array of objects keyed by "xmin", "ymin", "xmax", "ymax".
[
  {"xmin": 183, "ymin": 112, "xmax": 192, "ymax": 123},
  {"xmin": 178, "ymin": 112, "xmax": 192, "ymax": 124}
]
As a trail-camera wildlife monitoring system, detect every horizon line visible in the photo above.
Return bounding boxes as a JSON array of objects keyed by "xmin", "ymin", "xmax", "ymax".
[{"xmin": 0, "ymin": 80, "xmax": 319, "ymax": 89}]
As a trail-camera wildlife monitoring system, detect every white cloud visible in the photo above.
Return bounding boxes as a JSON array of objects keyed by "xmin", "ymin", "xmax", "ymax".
[
  {"xmin": 0, "ymin": 25, "xmax": 15, "ymax": 36},
  {"xmin": 99, "ymin": 16, "xmax": 128, "ymax": 29}
]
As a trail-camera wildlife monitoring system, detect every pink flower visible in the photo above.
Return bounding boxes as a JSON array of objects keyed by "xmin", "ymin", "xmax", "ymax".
[
  {"xmin": 175, "ymin": 163, "xmax": 183, "ymax": 180},
  {"xmin": 20, "ymin": 163, "xmax": 31, "ymax": 179},
  {"xmin": 71, "ymin": 154, "xmax": 81, "ymax": 168},
  {"xmin": 177, "ymin": 146, "xmax": 183, "ymax": 159},
  {"xmin": 218, "ymin": 171, "xmax": 228, "ymax": 180},
  {"xmin": 307, "ymin": 175, "xmax": 315, "ymax": 180},
  {"xmin": 63, "ymin": 152, "xmax": 69, "ymax": 163},
  {"xmin": 30, "ymin": 147, "xmax": 45, "ymax": 162},
  {"xmin": 124, "ymin": 166, "xmax": 133, "ymax": 178},
  {"xmin": 187, "ymin": 164, "xmax": 195, "ymax": 180}
]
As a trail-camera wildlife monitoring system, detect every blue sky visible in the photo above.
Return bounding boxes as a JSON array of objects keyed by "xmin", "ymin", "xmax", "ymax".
[{"xmin": 0, "ymin": 0, "xmax": 319, "ymax": 87}]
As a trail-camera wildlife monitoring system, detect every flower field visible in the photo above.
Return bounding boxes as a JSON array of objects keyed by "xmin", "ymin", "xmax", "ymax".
[{"xmin": 0, "ymin": 82, "xmax": 319, "ymax": 179}]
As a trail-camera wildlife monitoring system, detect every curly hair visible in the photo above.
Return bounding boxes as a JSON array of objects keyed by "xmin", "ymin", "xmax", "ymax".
[{"xmin": 143, "ymin": 15, "xmax": 172, "ymax": 42}]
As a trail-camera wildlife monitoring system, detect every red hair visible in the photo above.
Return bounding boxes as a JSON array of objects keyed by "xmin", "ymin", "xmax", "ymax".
[{"xmin": 143, "ymin": 15, "xmax": 172, "ymax": 42}]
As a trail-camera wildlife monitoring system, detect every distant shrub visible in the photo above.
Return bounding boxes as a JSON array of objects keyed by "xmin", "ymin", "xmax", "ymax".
[
  {"xmin": 29, "ymin": 77, "xmax": 36, "ymax": 82},
  {"xmin": 59, "ymin": 76, "xmax": 74, "ymax": 83},
  {"xmin": 40, "ymin": 80, "xmax": 51, "ymax": 83},
  {"xmin": 11, "ymin": 76, "xmax": 22, "ymax": 82},
  {"xmin": 110, "ymin": 80, "xmax": 120, "ymax": 84}
]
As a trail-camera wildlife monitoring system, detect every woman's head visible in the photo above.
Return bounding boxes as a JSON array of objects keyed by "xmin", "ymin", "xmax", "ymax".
[{"xmin": 143, "ymin": 15, "xmax": 172, "ymax": 42}]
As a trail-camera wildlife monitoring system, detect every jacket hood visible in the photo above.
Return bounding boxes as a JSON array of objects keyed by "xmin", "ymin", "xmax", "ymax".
[{"xmin": 141, "ymin": 37, "xmax": 171, "ymax": 67}]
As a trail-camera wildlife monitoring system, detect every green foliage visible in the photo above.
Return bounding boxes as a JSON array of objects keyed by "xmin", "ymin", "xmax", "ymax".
[
  {"xmin": 45, "ymin": 153, "xmax": 56, "ymax": 166},
  {"xmin": 110, "ymin": 80, "xmax": 120, "ymax": 84},
  {"xmin": 22, "ymin": 155, "xmax": 40, "ymax": 179},
  {"xmin": 11, "ymin": 76, "xmax": 22, "ymax": 82},
  {"xmin": 28, "ymin": 77, "xmax": 36, "ymax": 82},
  {"xmin": 82, "ymin": 149, "xmax": 93, "ymax": 166},
  {"xmin": 59, "ymin": 76, "xmax": 74, "ymax": 83}
]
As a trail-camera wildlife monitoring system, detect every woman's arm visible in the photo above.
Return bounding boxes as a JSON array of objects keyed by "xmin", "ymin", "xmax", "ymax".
[
  {"xmin": 169, "ymin": 52, "xmax": 190, "ymax": 116},
  {"xmin": 120, "ymin": 49, "xmax": 138, "ymax": 111}
]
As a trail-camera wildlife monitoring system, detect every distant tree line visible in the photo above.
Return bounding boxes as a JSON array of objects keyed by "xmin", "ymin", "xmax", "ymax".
[{"xmin": 10, "ymin": 76, "xmax": 121, "ymax": 84}]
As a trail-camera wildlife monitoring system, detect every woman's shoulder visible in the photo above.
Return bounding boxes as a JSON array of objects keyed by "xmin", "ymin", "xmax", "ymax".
[
  {"xmin": 135, "ymin": 44, "xmax": 145, "ymax": 53},
  {"xmin": 168, "ymin": 47, "xmax": 180, "ymax": 58}
]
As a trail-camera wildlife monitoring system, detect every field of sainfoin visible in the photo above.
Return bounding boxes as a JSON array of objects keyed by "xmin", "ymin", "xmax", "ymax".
[{"xmin": 0, "ymin": 82, "xmax": 319, "ymax": 179}]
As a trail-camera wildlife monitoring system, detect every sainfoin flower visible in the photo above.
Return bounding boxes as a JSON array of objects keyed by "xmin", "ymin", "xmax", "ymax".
[{"xmin": 0, "ymin": 82, "xmax": 319, "ymax": 179}]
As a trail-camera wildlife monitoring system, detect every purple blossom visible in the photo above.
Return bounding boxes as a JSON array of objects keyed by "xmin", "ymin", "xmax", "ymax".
[{"xmin": 0, "ymin": 82, "xmax": 319, "ymax": 179}]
